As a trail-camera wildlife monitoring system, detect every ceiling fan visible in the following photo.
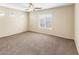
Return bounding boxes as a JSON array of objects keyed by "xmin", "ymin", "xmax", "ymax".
[{"xmin": 25, "ymin": 3, "xmax": 42, "ymax": 12}]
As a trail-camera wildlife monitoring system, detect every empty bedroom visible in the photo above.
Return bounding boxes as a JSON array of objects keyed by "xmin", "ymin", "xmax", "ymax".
[{"xmin": 0, "ymin": 3, "xmax": 78, "ymax": 55}]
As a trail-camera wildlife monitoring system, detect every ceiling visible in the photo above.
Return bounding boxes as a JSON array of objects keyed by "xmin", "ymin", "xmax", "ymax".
[{"xmin": 0, "ymin": 3, "xmax": 73, "ymax": 12}]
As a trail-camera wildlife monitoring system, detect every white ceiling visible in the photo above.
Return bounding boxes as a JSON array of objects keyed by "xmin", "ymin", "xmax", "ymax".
[{"xmin": 0, "ymin": 3, "xmax": 73, "ymax": 12}]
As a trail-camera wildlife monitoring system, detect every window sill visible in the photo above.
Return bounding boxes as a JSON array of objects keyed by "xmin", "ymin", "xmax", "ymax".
[{"xmin": 38, "ymin": 26, "xmax": 52, "ymax": 30}]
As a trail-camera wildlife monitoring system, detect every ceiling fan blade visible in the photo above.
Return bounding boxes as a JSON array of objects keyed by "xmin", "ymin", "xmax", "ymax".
[
  {"xmin": 29, "ymin": 3, "xmax": 32, "ymax": 5},
  {"xmin": 35, "ymin": 7, "xmax": 42, "ymax": 9},
  {"xmin": 29, "ymin": 3, "xmax": 33, "ymax": 7}
]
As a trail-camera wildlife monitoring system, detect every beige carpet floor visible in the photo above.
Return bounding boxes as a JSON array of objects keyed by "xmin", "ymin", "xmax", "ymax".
[{"xmin": 0, "ymin": 31, "xmax": 78, "ymax": 55}]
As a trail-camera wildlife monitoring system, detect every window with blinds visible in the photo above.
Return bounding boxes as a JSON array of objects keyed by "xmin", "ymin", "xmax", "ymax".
[{"xmin": 39, "ymin": 14, "xmax": 53, "ymax": 29}]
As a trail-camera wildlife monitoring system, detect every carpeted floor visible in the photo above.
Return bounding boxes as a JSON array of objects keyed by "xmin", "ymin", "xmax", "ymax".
[{"xmin": 0, "ymin": 31, "xmax": 78, "ymax": 55}]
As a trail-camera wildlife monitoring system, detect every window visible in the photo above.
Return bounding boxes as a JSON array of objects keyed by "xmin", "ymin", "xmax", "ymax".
[
  {"xmin": 39, "ymin": 14, "xmax": 52, "ymax": 29},
  {"xmin": 0, "ymin": 12, "xmax": 5, "ymax": 16},
  {"xmin": 10, "ymin": 12, "xmax": 16, "ymax": 16}
]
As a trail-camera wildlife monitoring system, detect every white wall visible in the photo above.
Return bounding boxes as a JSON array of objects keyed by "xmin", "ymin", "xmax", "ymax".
[
  {"xmin": 29, "ymin": 5, "xmax": 74, "ymax": 39},
  {"xmin": 0, "ymin": 6, "xmax": 28, "ymax": 37},
  {"xmin": 75, "ymin": 4, "xmax": 79, "ymax": 54},
  {"xmin": 0, "ymin": 5, "xmax": 74, "ymax": 40}
]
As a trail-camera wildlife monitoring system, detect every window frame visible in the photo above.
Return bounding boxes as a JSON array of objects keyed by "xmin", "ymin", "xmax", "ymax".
[
  {"xmin": 0, "ymin": 12, "xmax": 5, "ymax": 16},
  {"xmin": 38, "ymin": 14, "xmax": 53, "ymax": 29}
]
